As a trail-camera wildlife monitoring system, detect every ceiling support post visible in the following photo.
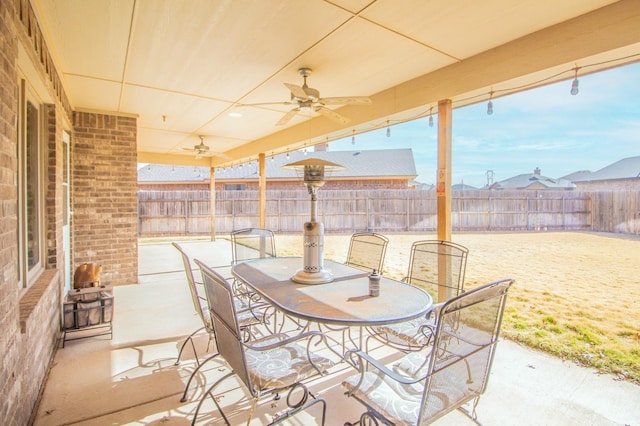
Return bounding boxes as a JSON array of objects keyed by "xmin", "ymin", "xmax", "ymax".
[
  {"xmin": 209, "ymin": 166, "xmax": 216, "ymax": 241},
  {"xmin": 259, "ymin": 153, "xmax": 266, "ymax": 229},
  {"xmin": 436, "ymin": 99, "xmax": 453, "ymax": 303}
]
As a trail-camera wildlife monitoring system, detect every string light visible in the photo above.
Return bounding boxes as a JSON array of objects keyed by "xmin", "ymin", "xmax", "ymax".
[
  {"xmin": 286, "ymin": 152, "xmax": 290, "ymax": 159},
  {"xmin": 386, "ymin": 120, "xmax": 391, "ymax": 137},
  {"xmin": 486, "ymin": 90, "xmax": 494, "ymax": 115},
  {"xmin": 571, "ymin": 66, "xmax": 580, "ymax": 95},
  {"xmin": 351, "ymin": 130, "xmax": 356, "ymax": 145},
  {"xmin": 428, "ymin": 106, "xmax": 434, "ymax": 127}
]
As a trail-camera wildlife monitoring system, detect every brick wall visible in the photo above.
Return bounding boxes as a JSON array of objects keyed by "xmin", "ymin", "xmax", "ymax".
[
  {"xmin": 0, "ymin": 0, "xmax": 21, "ymax": 422},
  {"xmin": 72, "ymin": 112, "xmax": 138, "ymax": 285},
  {"xmin": 1, "ymin": 1, "xmax": 66, "ymax": 424}
]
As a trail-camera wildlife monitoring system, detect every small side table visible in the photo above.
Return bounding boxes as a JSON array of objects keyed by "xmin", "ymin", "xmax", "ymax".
[{"xmin": 62, "ymin": 285, "xmax": 114, "ymax": 347}]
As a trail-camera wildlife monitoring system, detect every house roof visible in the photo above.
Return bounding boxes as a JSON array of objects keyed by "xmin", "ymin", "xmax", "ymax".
[
  {"xmin": 561, "ymin": 170, "xmax": 593, "ymax": 182},
  {"xmin": 570, "ymin": 156, "xmax": 640, "ymax": 182},
  {"xmin": 139, "ymin": 148, "xmax": 417, "ymax": 182},
  {"xmin": 490, "ymin": 168, "xmax": 576, "ymax": 190}
]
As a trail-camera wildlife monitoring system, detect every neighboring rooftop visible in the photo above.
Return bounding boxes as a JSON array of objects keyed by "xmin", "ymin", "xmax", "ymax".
[
  {"xmin": 490, "ymin": 167, "xmax": 576, "ymax": 190},
  {"xmin": 139, "ymin": 148, "xmax": 418, "ymax": 182},
  {"xmin": 570, "ymin": 156, "xmax": 640, "ymax": 182}
]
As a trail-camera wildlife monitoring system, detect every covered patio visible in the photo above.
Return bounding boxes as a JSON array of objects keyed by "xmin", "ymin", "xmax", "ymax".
[
  {"xmin": 32, "ymin": 240, "xmax": 640, "ymax": 425},
  {"xmin": 3, "ymin": 1, "xmax": 640, "ymax": 424}
]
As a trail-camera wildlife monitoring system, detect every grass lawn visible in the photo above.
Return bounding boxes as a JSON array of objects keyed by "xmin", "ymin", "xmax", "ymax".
[{"xmin": 274, "ymin": 231, "xmax": 640, "ymax": 384}]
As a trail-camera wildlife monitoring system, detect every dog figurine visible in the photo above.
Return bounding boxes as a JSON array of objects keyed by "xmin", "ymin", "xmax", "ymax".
[{"xmin": 73, "ymin": 263, "xmax": 103, "ymax": 289}]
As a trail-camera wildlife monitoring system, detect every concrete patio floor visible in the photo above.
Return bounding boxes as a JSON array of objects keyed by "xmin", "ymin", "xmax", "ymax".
[{"xmin": 33, "ymin": 240, "xmax": 640, "ymax": 425}]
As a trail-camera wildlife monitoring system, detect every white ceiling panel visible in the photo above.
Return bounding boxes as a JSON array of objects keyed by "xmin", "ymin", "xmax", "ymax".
[
  {"xmin": 124, "ymin": 0, "xmax": 352, "ymax": 101},
  {"xmin": 64, "ymin": 76, "xmax": 122, "ymax": 112},
  {"xmin": 119, "ymin": 84, "xmax": 230, "ymax": 131},
  {"xmin": 34, "ymin": 0, "xmax": 133, "ymax": 81},
  {"xmin": 362, "ymin": 0, "xmax": 619, "ymax": 59}
]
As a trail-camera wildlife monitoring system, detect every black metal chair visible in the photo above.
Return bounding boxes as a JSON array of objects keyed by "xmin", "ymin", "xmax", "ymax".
[
  {"xmin": 344, "ymin": 278, "xmax": 515, "ymax": 426},
  {"xmin": 367, "ymin": 239, "xmax": 469, "ymax": 352},
  {"xmin": 344, "ymin": 232, "xmax": 389, "ymax": 274},
  {"xmin": 192, "ymin": 259, "xmax": 334, "ymax": 425}
]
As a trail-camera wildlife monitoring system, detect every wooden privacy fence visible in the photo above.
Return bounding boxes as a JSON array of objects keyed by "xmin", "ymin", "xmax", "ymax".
[{"xmin": 138, "ymin": 189, "xmax": 640, "ymax": 237}]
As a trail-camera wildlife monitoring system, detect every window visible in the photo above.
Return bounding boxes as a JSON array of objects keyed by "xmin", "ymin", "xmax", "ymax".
[
  {"xmin": 224, "ymin": 184, "xmax": 246, "ymax": 191},
  {"xmin": 17, "ymin": 79, "xmax": 45, "ymax": 288}
]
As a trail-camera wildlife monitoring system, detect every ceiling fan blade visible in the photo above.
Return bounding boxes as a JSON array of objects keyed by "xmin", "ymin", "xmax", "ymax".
[
  {"xmin": 236, "ymin": 101, "xmax": 294, "ymax": 107},
  {"xmin": 276, "ymin": 108, "xmax": 300, "ymax": 126},
  {"xmin": 315, "ymin": 106, "xmax": 350, "ymax": 124},
  {"xmin": 284, "ymin": 83, "xmax": 308, "ymax": 100},
  {"xmin": 319, "ymin": 96, "xmax": 372, "ymax": 105}
]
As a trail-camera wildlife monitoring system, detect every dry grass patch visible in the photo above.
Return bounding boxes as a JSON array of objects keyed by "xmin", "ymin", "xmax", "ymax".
[{"xmin": 275, "ymin": 231, "xmax": 640, "ymax": 383}]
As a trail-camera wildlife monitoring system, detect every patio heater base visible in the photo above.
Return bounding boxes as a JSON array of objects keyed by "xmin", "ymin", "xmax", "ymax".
[{"xmin": 291, "ymin": 269, "xmax": 334, "ymax": 285}]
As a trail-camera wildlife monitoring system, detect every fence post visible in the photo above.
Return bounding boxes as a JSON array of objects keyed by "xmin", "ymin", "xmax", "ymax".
[
  {"xmin": 184, "ymin": 198, "xmax": 188, "ymax": 235},
  {"xmin": 406, "ymin": 191, "xmax": 410, "ymax": 231}
]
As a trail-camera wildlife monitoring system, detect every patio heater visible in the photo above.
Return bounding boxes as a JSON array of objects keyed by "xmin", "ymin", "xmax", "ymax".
[{"xmin": 282, "ymin": 158, "xmax": 346, "ymax": 284}]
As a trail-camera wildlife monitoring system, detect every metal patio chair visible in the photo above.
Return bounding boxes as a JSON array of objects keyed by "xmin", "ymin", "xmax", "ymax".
[
  {"xmin": 172, "ymin": 242, "xmax": 272, "ymax": 402},
  {"xmin": 320, "ymin": 232, "xmax": 390, "ymax": 353},
  {"xmin": 231, "ymin": 227, "xmax": 277, "ymax": 265},
  {"xmin": 367, "ymin": 240, "xmax": 469, "ymax": 352},
  {"xmin": 192, "ymin": 259, "xmax": 334, "ymax": 425},
  {"xmin": 345, "ymin": 232, "xmax": 389, "ymax": 274},
  {"xmin": 230, "ymin": 227, "xmax": 278, "ymax": 296},
  {"xmin": 343, "ymin": 278, "xmax": 515, "ymax": 426}
]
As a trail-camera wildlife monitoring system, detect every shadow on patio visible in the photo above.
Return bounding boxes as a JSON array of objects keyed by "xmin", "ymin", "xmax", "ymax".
[{"xmin": 33, "ymin": 240, "xmax": 640, "ymax": 425}]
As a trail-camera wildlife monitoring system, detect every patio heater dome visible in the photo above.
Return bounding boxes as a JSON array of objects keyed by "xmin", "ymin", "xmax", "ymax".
[{"xmin": 282, "ymin": 158, "xmax": 346, "ymax": 284}]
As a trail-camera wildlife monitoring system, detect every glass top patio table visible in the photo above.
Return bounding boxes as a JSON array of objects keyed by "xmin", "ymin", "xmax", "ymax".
[{"xmin": 231, "ymin": 257, "xmax": 433, "ymax": 327}]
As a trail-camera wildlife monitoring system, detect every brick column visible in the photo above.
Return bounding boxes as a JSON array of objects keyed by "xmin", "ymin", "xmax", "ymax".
[{"xmin": 72, "ymin": 112, "xmax": 138, "ymax": 285}]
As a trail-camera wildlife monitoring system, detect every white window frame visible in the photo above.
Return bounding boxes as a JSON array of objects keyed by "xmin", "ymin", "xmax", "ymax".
[{"xmin": 17, "ymin": 77, "xmax": 46, "ymax": 289}]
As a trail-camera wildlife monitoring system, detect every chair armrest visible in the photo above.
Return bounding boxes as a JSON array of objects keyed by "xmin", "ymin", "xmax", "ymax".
[
  {"xmin": 243, "ymin": 330, "xmax": 326, "ymax": 352},
  {"xmin": 345, "ymin": 350, "xmax": 424, "ymax": 387}
]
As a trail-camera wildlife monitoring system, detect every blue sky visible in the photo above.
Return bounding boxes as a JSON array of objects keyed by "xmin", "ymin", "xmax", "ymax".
[{"xmin": 329, "ymin": 61, "xmax": 640, "ymax": 188}]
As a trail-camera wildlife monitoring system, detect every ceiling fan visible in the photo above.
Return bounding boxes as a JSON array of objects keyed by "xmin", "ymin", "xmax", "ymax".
[
  {"xmin": 244, "ymin": 68, "xmax": 372, "ymax": 126},
  {"xmin": 182, "ymin": 135, "xmax": 230, "ymax": 160}
]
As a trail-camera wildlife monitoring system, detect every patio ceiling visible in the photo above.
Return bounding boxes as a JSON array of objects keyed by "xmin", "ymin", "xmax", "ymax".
[{"xmin": 32, "ymin": 0, "xmax": 640, "ymax": 168}]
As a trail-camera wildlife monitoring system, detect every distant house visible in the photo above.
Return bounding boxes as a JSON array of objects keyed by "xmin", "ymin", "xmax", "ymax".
[
  {"xmin": 138, "ymin": 148, "xmax": 418, "ymax": 191},
  {"xmin": 452, "ymin": 183, "xmax": 478, "ymax": 190},
  {"xmin": 568, "ymin": 156, "xmax": 640, "ymax": 191},
  {"xmin": 489, "ymin": 167, "xmax": 576, "ymax": 190}
]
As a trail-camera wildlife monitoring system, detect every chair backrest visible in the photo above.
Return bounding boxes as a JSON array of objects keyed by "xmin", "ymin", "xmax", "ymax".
[
  {"xmin": 345, "ymin": 232, "xmax": 389, "ymax": 273},
  {"xmin": 405, "ymin": 240, "xmax": 469, "ymax": 303},
  {"xmin": 172, "ymin": 242, "xmax": 211, "ymax": 331},
  {"xmin": 193, "ymin": 258, "xmax": 252, "ymax": 391},
  {"xmin": 230, "ymin": 228, "xmax": 276, "ymax": 265},
  {"xmin": 418, "ymin": 278, "xmax": 514, "ymax": 424}
]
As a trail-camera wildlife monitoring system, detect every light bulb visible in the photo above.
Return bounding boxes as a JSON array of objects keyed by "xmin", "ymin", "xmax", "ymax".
[
  {"xmin": 304, "ymin": 148, "xmax": 307, "ymax": 156},
  {"xmin": 487, "ymin": 100, "xmax": 493, "ymax": 115},
  {"xmin": 351, "ymin": 132, "xmax": 355, "ymax": 145},
  {"xmin": 286, "ymin": 152, "xmax": 290, "ymax": 159},
  {"xmin": 271, "ymin": 156, "xmax": 274, "ymax": 162},
  {"xmin": 571, "ymin": 78, "xmax": 579, "ymax": 95},
  {"xmin": 428, "ymin": 115, "xmax": 434, "ymax": 127},
  {"xmin": 386, "ymin": 121, "xmax": 391, "ymax": 137}
]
